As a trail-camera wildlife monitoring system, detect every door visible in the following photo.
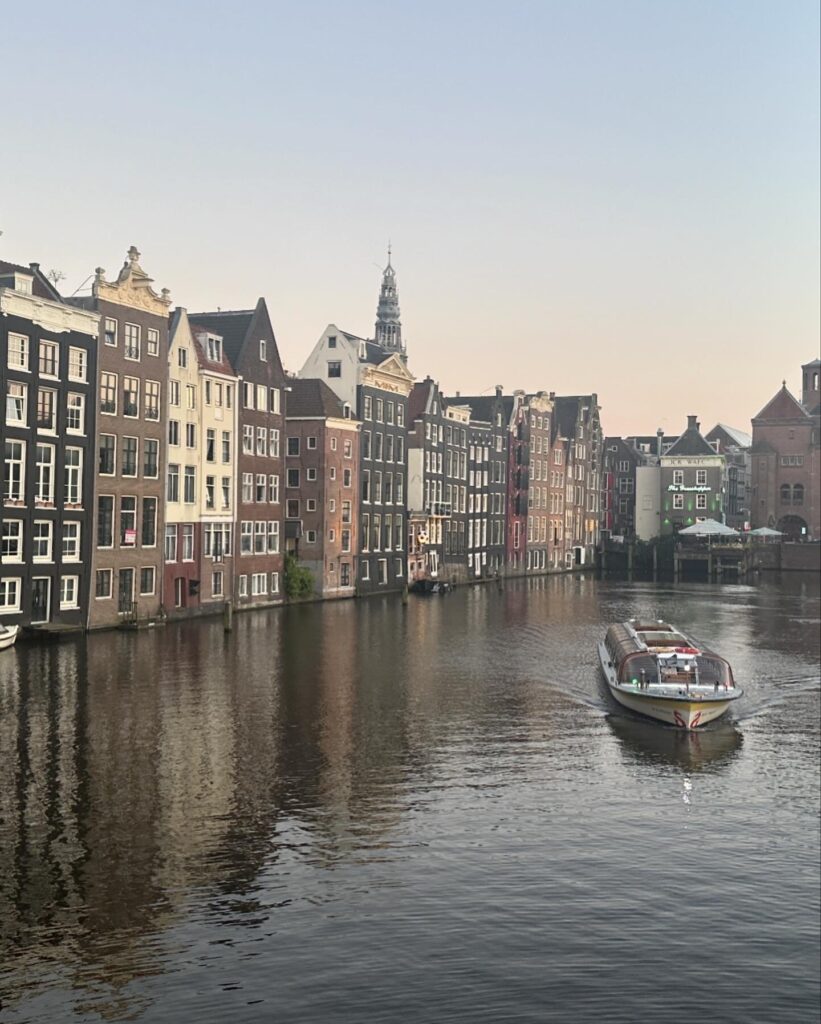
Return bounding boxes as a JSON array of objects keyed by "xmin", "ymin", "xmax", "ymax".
[
  {"xmin": 118, "ymin": 568, "xmax": 134, "ymax": 614},
  {"xmin": 31, "ymin": 578, "xmax": 51, "ymax": 624}
]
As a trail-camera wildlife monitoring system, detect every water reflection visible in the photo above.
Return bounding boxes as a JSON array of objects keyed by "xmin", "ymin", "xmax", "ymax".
[{"xmin": 608, "ymin": 713, "xmax": 743, "ymax": 772}]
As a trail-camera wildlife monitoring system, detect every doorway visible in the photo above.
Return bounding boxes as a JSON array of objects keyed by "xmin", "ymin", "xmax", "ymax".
[{"xmin": 31, "ymin": 577, "xmax": 51, "ymax": 624}]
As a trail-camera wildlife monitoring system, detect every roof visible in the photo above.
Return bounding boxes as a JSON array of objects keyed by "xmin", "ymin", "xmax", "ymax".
[
  {"xmin": 189, "ymin": 321, "xmax": 237, "ymax": 376},
  {"xmin": 665, "ymin": 422, "xmax": 717, "ymax": 457},
  {"xmin": 409, "ymin": 379, "xmax": 435, "ymax": 421},
  {"xmin": 360, "ymin": 339, "xmax": 392, "ymax": 365},
  {"xmin": 553, "ymin": 396, "xmax": 582, "ymax": 439},
  {"xmin": 707, "ymin": 423, "xmax": 752, "ymax": 449},
  {"xmin": 447, "ymin": 394, "xmax": 515, "ymax": 425},
  {"xmin": 752, "ymin": 384, "xmax": 810, "ymax": 423},
  {"xmin": 186, "ymin": 308, "xmax": 256, "ymax": 368},
  {"xmin": 0, "ymin": 260, "xmax": 61, "ymax": 300},
  {"xmin": 286, "ymin": 377, "xmax": 346, "ymax": 419}
]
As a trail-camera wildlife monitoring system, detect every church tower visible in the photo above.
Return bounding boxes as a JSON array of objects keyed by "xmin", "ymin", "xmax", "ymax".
[{"xmin": 374, "ymin": 247, "xmax": 404, "ymax": 356}]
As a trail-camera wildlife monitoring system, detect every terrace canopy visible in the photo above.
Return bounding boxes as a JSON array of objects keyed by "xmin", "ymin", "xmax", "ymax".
[{"xmin": 678, "ymin": 519, "xmax": 739, "ymax": 537}]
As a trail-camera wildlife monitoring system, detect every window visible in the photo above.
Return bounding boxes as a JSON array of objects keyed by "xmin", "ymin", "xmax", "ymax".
[
  {"xmin": 143, "ymin": 438, "xmax": 159, "ymax": 478},
  {"xmin": 328, "ymin": 361, "xmax": 341, "ymax": 378},
  {"xmin": 781, "ymin": 454, "xmax": 805, "ymax": 467},
  {"xmin": 673, "ymin": 494, "xmax": 684, "ymax": 509},
  {"xmin": 256, "ymin": 384, "xmax": 266, "ymax": 411},
  {"xmin": 35, "ymin": 444, "xmax": 55, "ymax": 503},
  {"xmin": 147, "ymin": 328, "xmax": 160, "ymax": 357},
  {"xmin": 120, "ymin": 496, "xmax": 137, "ymax": 546},
  {"xmin": 124, "ymin": 323, "xmax": 140, "ymax": 360},
  {"xmin": 184, "ymin": 466, "xmax": 196, "ymax": 503},
  {"xmin": 287, "ymin": 436, "xmax": 301, "ymax": 457},
  {"xmin": 259, "ymin": 339, "xmax": 267, "ymax": 361},
  {"xmin": 361, "ymin": 560, "xmax": 370, "ymax": 581},
  {"xmin": 363, "ymin": 396, "xmax": 372, "ymax": 420},
  {"xmin": 254, "ymin": 522, "xmax": 266, "ymax": 553},
  {"xmin": 793, "ymin": 484, "xmax": 804, "ymax": 505},
  {"xmin": 395, "ymin": 558, "xmax": 403, "ymax": 578},
  {"xmin": 205, "ymin": 380, "xmax": 212, "ymax": 406},
  {"xmin": 375, "ymin": 399, "xmax": 383, "ymax": 422},
  {"xmin": 240, "ymin": 521, "xmax": 253, "ymax": 554},
  {"xmin": 8, "ymin": 333, "xmax": 29, "ymax": 370},
  {"xmin": 39, "ymin": 340, "xmax": 59, "ymax": 377},
  {"xmin": 206, "ymin": 429, "xmax": 216, "ymax": 462},
  {"xmin": 286, "ymin": 499, "xmax": 299, "ymax": 519},
  {"xmin": 341, "ymin": 563, "xmax": 351, "ymax": 587},
  {"xmin": 68, "ymin": 347, "xmax": 86, "ymax": 382},
  {"xmin": 307, "ymin": 435, "xmax": 317, "ymax": 450},
  {"xmin": 121, "ymin": 436, "xmax": 138, "ymax": 477},
  {"xmin": 169, "ymin": 380, "xmax": 181, "ymax": 407},
  {"xmin": 140, "ymin": 567, "xmax": 156, "ymax": 595},
  {"xmin": 0, "ymin": 578, "xmax": 21, "ymax": 612},
  {"xmin": 243, "ymin": 382, "xmax": 254, "ymax": 409},
  {"xmin": 341, "ymin": 500, "xmax": 352, "ymax": 524},
  {"xmin": 186, "ymin": 384, "xmax": 197, "ymax": 409},
  {"xmin": 251, "ymin": 573, "xmax": 267, "ymax": 596},
  {"xmin": 307, "ymin": 468, "xmax": 317, "ymax": 482},
  {"xmin": 167, "ymin": 464, "xmax": 180, "ymax": 503},
  {"xmin": 66, "ymin": 393, "xmax": 85, "ymax": 433},
  {"xmin": 207, "ymin": 335, "xmax": 222, "ymax": 361},
  {"xmin": 397, "ymin": 405, "xmax": 404, "ymax": 427},
  {"xmin": 673, "ymin": 470, "xmax": 683, "ymax": 485},
  {"xmin": 181, "ymin": 524, "xmax": 195, "ymax": 561},
  {"xmin": 123, "ymin": 377, "xmax": 139, "ymax": 417},
  {"xmin": 306, "ymin": 498, "xmax": 317, "ymax": 512},
  {"xmin": 243, "ymin": 425, "xmax": 254, "ymax": 453},
  {"xmin": 269, "ymin": 475, "xmax": 280, "ymax": 503},
  {"xmin": 239, "ymin": 574, "xmax": 248, "ymax": 597},
  {"xmin": 270, "ymin": 572, "xmax": 280, "ymax": 595},
  {"xmin": 169, "ymin": 419, "xmax": 180, "ymax": 446},
  {"xmin": 696, "ymin": 494, "xmax": 707, "ymax": 510},
  {"xmin": 242, "ymin": 473, "xmax": 254, "ymax": 503},
  {"xmin": 306, "ymin": 529, "xmax": 317, "ymax": 544},
  {"xmin": 95, "ymin": 569, "xmax": 112, "ymax": 599},
  {"xmin": 205, "ymin": 476, "xmax": 215, "ymax": 509},
  {"xmin": 269, "ymin": 429, "xmax": 280, "ymax": 457},
  {"xmin": 696, "ymin": 469, "xmax": 707, "ymax": 485},
  {"xmin": 257, "ymin": 427, "xmax": 266, "ymax": 456},
  {"xmin": 64, "ymin": 447, "xmax": 83, "ymax": 504},
  {"xmin": 178, "ymin": 347, "xmax": 188, "ymax": 368},
  {"xmin": 256, "ymin": 474, "xmax": 266, "ymax": 502},
  {"xmin": 98, "ymin": 496, "xmax": 114, "ymax": 547},
  {"xmin": 222, "ymin": 432, "xmax": 231, "ymax": 463},
  {"xmin": 1, "ymin": 520, "xmax": 23, "ymax": 561},
  {"xmin": 60, "ymin": 576, "xmax": 79, "ymax": 610},
  {"xmin": 211, "ymin": 570, "xmax": 224, "ymax": 597},
  {"xmin": 104, "ymin": 318, "xmax": 117, "ymax": 346},
  {"xmin": 328, "ymin": 335, "xmax": 337, "ymax": 348},
  {"xmin": 145, "ymin": 381, "xmax": 160, "ymax": 421},
  {"xmin": 287, "ymin": 469, "xmax": 300, "ymax": 488},
  {"xmin": 164, "ymin": 525, "xmax": 178, "ymax": 562},
  {"xmin": 222, "ymin": 477, "xmax": 231, "ymax": 509},
  {"xmin": 6, "ymin": 381, "xmax": 27, "ymax": 427},
  {"xmin": 36, "ymin": 388, "xmax": 56, "ymax": 431},
  {"xmin": 378, "ymin": 558, "xmax": 388, "ymax": 585},
  {"xmin": 341, "ymin": 529, "xmax": 351, "ymax": 552},
  {"xmin": 268, "ymin": 520, "xmax": 280, "ymax": 553},
  {"xmin": 142, "ymin": 497, "xmax": 157, "ymax": 547},
  {"xmin": 33, "ymin": 520, "xmax": 53, "ymax": 561},
  {"xmin": 343, "ymin": 468, "xmax": 352, "ymax": 487}
]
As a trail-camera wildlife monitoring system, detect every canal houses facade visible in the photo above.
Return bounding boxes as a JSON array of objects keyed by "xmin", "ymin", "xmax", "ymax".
[
  {"xmin": 505, "ymin": 392, "xmax": 528, "ymax": 573},
  {"xmin": 660, "ymin": 415, "xmax": 725, "ymax": 534},
  {"xmin": 704, "ymin": 424, "xmax": 752, "ymax": 532},
  {"xmin": 188, "ymin": 300, "xmax": 287, "ymax": 608},
  {"xmin": 602, "ymin": 436, "xmax": 643, "ymax": 539},
  {"xmin": 71, "ymin": 248, "xmax": 170, "ymax": 628},
  {"xmin": 525, "ymin": 392, "xmax": 554, "ymax": 573},
  {"xmin": 285, "ymin": 378, "xmax": 360, "ymax": 599},
  {"xmin": 443, "ymin": 402, "xmax": 470, "ymax": 582},
  {"xmin": 552, "ymin": 395, "xmax": 603, "ymax": 566},
  {"xmin": 163, "ymin": 310, "xmax": 239, "ymax": 617},
  {"xmin": 1, "ymin": 262, "xmax": 99, "ymax": 629}
]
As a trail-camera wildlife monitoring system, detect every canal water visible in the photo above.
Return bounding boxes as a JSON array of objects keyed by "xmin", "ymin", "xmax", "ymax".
[{"xmin": 0, "ymin": 576, "xmax": 819, "ymax": 1024}]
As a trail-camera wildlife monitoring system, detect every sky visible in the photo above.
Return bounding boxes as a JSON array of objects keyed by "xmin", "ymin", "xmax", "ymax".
[{"xmin": 2, "ymin": 0, "xmax": 818, "ymax": 436}]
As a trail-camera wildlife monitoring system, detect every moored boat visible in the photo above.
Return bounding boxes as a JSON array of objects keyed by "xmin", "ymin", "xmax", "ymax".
[
  {"xmin": 598, "ymin": 619, "xmax": 742, "ymax": 729},
  {"xmin": 0, "ymin": 624, "xmax": 20, "ymax": 651}
]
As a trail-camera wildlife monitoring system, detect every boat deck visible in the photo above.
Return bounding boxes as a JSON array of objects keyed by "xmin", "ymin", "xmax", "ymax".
[{"xmin": 612, "ymin": 680, "xmax": 736, "ymax": 702}]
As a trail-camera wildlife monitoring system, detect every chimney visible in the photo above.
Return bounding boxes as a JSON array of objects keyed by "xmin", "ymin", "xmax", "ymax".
[
  {"xmin": 455, "ymin": 390, "xmax": 461, "ymax": 398},
  {"xmin": 656, "ymin": 428, "xmax": 664, "ymax": 458},
  {"xmin": 687, "ymin": 414, "xmax": 698, "ymax": 431},
  {"xmin": 495, "ymin": 385, "xmax": 503, "ymax": 397},
  {"xmin": 549, "ymin": 391, "xmax": 555, "ymax": 400}
]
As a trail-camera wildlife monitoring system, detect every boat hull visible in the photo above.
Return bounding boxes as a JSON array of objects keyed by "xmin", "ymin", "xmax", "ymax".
[
  {"xmin": 0, "ymin": 626, "xmax": 20, "ymax": 651},
  {"xmin": 607, "ymin": 684, "xmax": 733, "ymax": 729}
]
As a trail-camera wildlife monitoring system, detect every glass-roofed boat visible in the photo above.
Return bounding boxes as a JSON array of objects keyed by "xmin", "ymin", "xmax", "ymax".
[{"xmin": 597, "ymin": 619, "xmax": 742, "ymax": 729}]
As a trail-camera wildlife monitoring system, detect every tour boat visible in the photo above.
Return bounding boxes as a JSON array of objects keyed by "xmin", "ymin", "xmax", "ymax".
[
  {"xmin": 598, "ymin": 619, "xmax": 742, "ymax": 729},
  {"xmin": 0, "ymin": 624, "xmax": 20, "ymax": 651}
]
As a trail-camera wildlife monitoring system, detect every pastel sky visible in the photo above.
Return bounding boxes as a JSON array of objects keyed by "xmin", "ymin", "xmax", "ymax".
[{"xmin": 2, "ymin": 0, "xmax": 818, "ymax": 435}]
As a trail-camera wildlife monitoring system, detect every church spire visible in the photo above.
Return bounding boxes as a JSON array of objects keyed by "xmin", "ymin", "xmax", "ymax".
[{"xmin": 374, "ymin": 246, "xmax": 404, "ymax": 356}]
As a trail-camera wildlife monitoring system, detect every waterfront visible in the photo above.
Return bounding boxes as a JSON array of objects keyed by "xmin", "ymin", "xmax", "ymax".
[{"xmin": 0, "ymin": 575, "xmax": 819, "ymax": 1024}]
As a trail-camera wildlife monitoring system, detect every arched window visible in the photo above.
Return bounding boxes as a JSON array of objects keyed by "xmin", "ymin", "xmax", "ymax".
[
  {"xmin": 793, "ymin": 483, "xmax": 804, "ymax": 506},
  {"xmin": 780, "ymin": 483, "xmax": 791, "ymax": 504}
]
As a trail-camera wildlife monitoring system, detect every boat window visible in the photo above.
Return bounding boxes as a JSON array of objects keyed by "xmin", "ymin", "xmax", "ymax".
[
  {"xmin": 695, "ymin": 656, "xmax": 732, "ymax": 686},
  {"xmin": 620, "ymin": 654, "xmax": 659, "ymax": 684}
]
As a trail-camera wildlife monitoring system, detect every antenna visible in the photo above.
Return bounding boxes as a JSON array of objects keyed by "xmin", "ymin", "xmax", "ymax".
[{"xmin": 70, "ymin": 274, "xmax": 94, "ymax": 297}]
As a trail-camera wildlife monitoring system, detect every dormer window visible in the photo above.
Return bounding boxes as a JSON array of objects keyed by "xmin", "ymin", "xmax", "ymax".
[
  {"xmin": 260, "ymin": 340, "xmax": 267, "ymax": 361},
  {"xmin": 15, "ymin": 273, "xmax": 33, "ymax": 294},
  {"xmin": 328, "ymin": 336, "xmax": 337, "ymax": 348},
  {"xmin": 206, "ymin": 335, "xmax": 222, "ymax": 362}
]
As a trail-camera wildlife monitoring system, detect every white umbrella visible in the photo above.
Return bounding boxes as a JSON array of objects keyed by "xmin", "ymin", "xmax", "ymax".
[
  {"xmin": 748, "ymin": 526, "xmax": 782, "ymax": 536},
  {"xmin": 678, "ymin": 519, "xmax": 739, "ymax": 537}
]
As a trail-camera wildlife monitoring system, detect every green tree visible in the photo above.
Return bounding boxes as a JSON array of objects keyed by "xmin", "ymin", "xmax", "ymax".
[{"xmin": 284, "ymin": 553, "xmax": 314, "ymax": 599}]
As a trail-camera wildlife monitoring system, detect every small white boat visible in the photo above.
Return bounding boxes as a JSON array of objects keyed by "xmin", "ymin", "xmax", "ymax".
[
  {"xmin": 598, "ymin": 619, "xmax": 742, "ymax": 729},
  {"xmin": 0, "ymin": 624, "xmax": 20, "ymax": 651}
]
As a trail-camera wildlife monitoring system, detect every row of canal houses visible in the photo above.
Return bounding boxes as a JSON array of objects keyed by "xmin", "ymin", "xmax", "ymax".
[{"xmin": 1, "ymin": 247, "xmax": 602, "ymax": 633}]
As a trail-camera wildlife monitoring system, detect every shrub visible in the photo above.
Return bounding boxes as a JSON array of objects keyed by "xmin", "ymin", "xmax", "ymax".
[{"xmin": 284, "ymin": 553, "xmax": 314, "ymax": 599}]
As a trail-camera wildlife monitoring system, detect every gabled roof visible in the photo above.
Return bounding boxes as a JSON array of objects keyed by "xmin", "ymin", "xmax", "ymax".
[
  {"xmin": 0, "ymin": 259, "xmax": 61, "ymax": 300},
  {"xmin": 706, "ymin": 423, "xmax": 752, "ymax": 449},
  {"xmin": 553, "ymin": 396, "xmax": 581, "ymax": 439},
  {"xmin": 409, "ymin": 379, "xmax": 436, "ymax": 421},
  {"xmin": 447, "ymin": 394, "xmax": 514, "ymax": 425},
  {"xmin": 189, "ymin": 321, "xmax": 237, "ymax": 376},
  {"xmin": 360, "ymin": 339, "xmax": 392, "ymax": 365},
  {"xmin": 753, "ymin": 384, "xmax": 810, "ymax": 423},
  {"xmin": 286, "ymin": 377, "xmax": 346, "ymax": 419},
  {"xmin": 664, "ymin": 420, "xmax": 716, "ymax": 457},
  {"xmin": 188, "ymin": 298, "xmax": 284, "ymax": 378}
]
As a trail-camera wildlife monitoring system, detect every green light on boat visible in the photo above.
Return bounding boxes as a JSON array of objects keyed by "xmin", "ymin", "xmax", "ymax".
[{"xmin": 631, "ymin": 678, "xmax": 638, "ymax": 684}]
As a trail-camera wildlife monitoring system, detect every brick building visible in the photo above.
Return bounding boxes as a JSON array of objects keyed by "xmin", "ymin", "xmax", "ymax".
[
  {"xmin": 189, "ymin": 300, "xmax": 287, "ymax": 607},
  {"xmin": 285, "ymin": 378, "xmax": 360, "ymax": 598}
]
